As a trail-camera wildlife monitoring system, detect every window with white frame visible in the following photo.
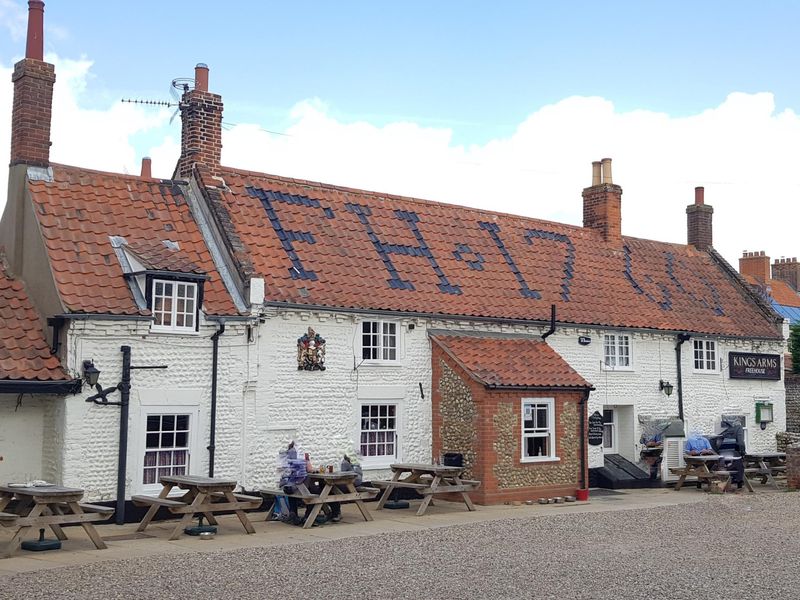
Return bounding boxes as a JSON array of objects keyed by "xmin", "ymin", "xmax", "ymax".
[
  {"xmin": 151, "ymin": 279, "xmax": 198, "ymax": 333},
  {"xmin": 361, "ymin": 320, "xmax": 398, "ymax": 361},
  {"xmin": 693, "ymin": 339, "xmax": 717, "ymax": 371},
  {"xmin": 360, "ymin": 403, "xmax": 398, "ymax": 462},
  {"xmin": 521, "ymin": 398, "xmax": 557, "ymax": 461},
  {"xmin": 142, "ymin": 414, "xmax": 190, "ymax": 486},
  {"xmin": 604, "ymin": 333, "xmax": 631, "ymax": 369}
]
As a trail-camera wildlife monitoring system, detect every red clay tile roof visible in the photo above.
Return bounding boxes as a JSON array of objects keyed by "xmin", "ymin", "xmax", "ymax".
[
  {"xmin": 28, "ymin": 165, "xmax": 238, "ymax": 316},
  {"xmin": 0, "ymin": 263, "xmax": 70, "ymax": 381},
  {"xmin": 124, "ymin": 240, "xmax": 205, "ymax": 274},
  {"xmin": 432, "ymin": 333, "xmax": 592, "ymax": 389},
  {"xmin": 742, "ymin": 274, "xmax": 800, "ymax": 308},
  {"xmin": 204, "ymin": 167, "xmax": 781, "ymax": 339}
]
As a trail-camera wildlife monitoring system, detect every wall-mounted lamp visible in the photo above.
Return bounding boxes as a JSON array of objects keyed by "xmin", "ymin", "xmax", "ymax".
[
  {"xmin": 83, "ymin": 360, "xmax": 101, "ymax": 387},
  {"xmin": 659, "ymin": 380, "xmax": 674, "ymax": 397}
]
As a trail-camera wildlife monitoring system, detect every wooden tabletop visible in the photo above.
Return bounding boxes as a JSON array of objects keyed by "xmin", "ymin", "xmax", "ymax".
[
  {"xmin": 746, "ymin": 452, "xmax": 786, "ymax": 459},
  {"xmin": 0, "ymin": 484, "xmax": 84, "ymax": 497},
  {"xmin": 306, "ymin": 471, "xmax": 357, "ymax": 482},
  {"xmin": 683, "ymin": 454, "xmax": 721, "ymax": 462},
  {"xmin": 391, "ymin": 463, "xmax": 464, "ymax": 474},
  {"xmin": 160, "ymin": 475, "xmax": 238, "ymax": 487}
]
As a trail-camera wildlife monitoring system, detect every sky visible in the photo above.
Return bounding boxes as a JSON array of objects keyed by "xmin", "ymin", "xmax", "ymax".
[{"xmin": 1, "ymin": 0, "xmax": 799, "ymax": 269}]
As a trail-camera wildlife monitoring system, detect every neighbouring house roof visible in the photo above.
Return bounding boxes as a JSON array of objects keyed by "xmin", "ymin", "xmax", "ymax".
[
  {"xmin": 196, "ymin": 166, "xmax": 781, "ymax": 339},
  {"xmin": 27, "ymin": 165, "xmax": 239, "ymax": 316},
  {"xmin": 742, "ymin": 274, "xmax": 800, "ymax": 324},
  {"xmin": 0, "ymin": 262, "xmax": 72, "ymax": 383},
  {"xmin": 431, "ymin": 333, "xmax": 593, "ymax": 389}
]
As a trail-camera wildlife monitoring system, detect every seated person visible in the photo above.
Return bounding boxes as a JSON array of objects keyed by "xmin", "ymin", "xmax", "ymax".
[
  {"xmin": 328, "ymin": 452, "xmax": 363, "ymax": 523},
  {"xmin": 639, "ymin": 430, "xmax": 664, "ymax": 480},
  {"xmin": 684, "ymin": 430, "xmax": 715, "ymax": 455}
]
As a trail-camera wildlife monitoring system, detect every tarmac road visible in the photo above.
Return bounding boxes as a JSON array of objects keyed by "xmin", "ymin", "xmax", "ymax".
[{"xmin": 2, "ymin": 492, "xmax": 798, "ymax": 599}]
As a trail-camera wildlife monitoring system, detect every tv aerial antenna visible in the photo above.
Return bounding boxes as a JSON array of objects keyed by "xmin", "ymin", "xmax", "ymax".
[{"xmin": 119, "ymin": 75, "xmax": 196, "ymax": 125}]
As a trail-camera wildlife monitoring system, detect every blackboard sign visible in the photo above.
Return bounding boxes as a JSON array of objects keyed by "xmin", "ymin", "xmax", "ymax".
[
  {"xmin": 729, "ymin": 352, "xmax": 781, "ymax": 380},
  {"xmin": 588, "ymin": 411, "xmax": 604, "ymax": 446}
]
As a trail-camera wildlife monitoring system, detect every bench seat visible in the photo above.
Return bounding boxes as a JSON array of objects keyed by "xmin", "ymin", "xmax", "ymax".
[
  {"xmin": 372, "ymin": 481, "xmax": 431, "ymax": 490},
  {"xmin": 78, "ymin": 503, "xmax": 114, "ymax": 514},
  {"xmin": 131, "ymin": 495, "xmax": 187, "ymax": 508},
  {"xmin": 0, "ymin": 511, "xmax": 19, "ymax": 522}
]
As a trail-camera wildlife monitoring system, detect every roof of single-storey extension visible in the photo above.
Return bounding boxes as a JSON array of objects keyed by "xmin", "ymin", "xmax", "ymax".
[
  {"xmin": 196, "ymin": 166, "xmax": 781, "ymax": 339},
  {"xmin": 27, "ymin": 165, "xmax": 239, "ymax": 317},
  {"xmin": 431, "ymin": 333, "xmax": 592, "ymax": 389},
  {"xmin": 0, "ymin": 262, "xmax": 71, "ymax": 381}
]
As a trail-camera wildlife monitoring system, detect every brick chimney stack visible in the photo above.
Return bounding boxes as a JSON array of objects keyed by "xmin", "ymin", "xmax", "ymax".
[
  {"xmin": 582, "ymin": 158, "xmax": 622, "ymax": 245},
  {"xmin": 10, "ymin": 0, "xmax": 56, "ymax": 167},
  {"xmin": 739, "ymin": 250, "xmax": 771, "ymax": 282},
  {"xmin": 686, "ymin": 186, "xmax": 713, "ymax": 250},
  {"xmin": 773, "ymin": 257, "xmax": 800, "ymax": 292},
  {"xmin": 176, "ymin": 63, "xmax": 223, "ymax": 178}
]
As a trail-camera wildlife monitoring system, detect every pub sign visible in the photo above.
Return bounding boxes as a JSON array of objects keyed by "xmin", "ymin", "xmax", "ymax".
[{"xmin": 728, "ymin": 352, "xmax": 781, "ymax": 380}]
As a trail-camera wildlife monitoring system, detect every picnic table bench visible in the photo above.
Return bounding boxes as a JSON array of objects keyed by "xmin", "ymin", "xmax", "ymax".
[
  {"xmin": 0, "ymin": 484, "xmax": 113, "ymax": 558},
  {"xmin": 373, "ymin": 463, "xmax": 480, "ymax": 516},
  {"xmin": 745, "ymin": 452, "xmax": 787, "ymax": 488},
  {"xmin": 133, "ymin": 475, "xmax": 262, "ymax": 540},
  {"xmin": 261, "ymin": 472, "xmax": 378, "ymax": 529},
  {"xmin": 671, "ymin": 454, "xmax": 753, "ymax": 492}
]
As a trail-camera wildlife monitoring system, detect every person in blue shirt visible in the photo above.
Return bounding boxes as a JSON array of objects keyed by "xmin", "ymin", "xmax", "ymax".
[{"xmin": 684, "ymin": 430, "xmax": 715, "ymax": 455}]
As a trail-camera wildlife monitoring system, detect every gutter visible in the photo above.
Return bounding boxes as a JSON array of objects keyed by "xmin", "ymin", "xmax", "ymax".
[
  {"xmin": 541, "ymin": 304, "xmax": 556, "ymax": 340},
  {"xmin": 0, "ymin": 378, "xmax": 82, "ymax": 395}
]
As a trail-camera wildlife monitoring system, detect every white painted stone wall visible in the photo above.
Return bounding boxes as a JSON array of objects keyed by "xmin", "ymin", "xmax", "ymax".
[
  {"xmin": 547, "ymin": 328, "xmax": 787, "ymax": 468},
  {"xmin": 58, "ymin": 317, "xmax": 252, "ymax": 501},
  {"xmin": 50, "ymin": 307, "xmax": 786, "ymax": 500}
]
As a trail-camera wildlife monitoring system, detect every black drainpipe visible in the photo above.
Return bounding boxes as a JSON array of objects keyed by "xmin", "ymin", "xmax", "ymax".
[
  {"xmin": 675, "ymin": 333, "xmax": 691, "ymax": 422},
  {"xmin": 208, "ymin": 320, "xmax": 225, "ymax": 477},
  {"xmin": 116, "ymin": 345, "xmax": 132, "ymax": 525},
  {"xmin": 579, "ymin": 388, "xmax": 590, "ymax": 490},
  {"xmin": 541, "ymin": 304, "xmax": 556, "ymax": 340}
]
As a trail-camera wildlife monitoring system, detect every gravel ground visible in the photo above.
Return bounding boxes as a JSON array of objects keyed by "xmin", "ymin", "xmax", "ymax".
[{"xmin": 2, "ymin": 493, "xmax": 799, "ymax": 600}]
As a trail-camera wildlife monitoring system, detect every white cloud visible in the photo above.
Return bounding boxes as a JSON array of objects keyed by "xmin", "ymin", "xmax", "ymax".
[
  {"xmin": 1, "ymin": 53, "xmax": 799, "ymax": 269},
  {"xmin": 0, "ymin": 0, "xmax": 26, "ymax": 41}
]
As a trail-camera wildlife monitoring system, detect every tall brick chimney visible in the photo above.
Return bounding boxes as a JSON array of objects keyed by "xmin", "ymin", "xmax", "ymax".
[
  {"xmin": 582, "ymin": 158, "xmax": 622, "ymax": 245},
  {"xmin": 686, "ymin": 186, "xmax": 713, "ymax": 250},
  {"xmin": 176, "ymin": 63, "xmax": 223, "ymax": 178},
  {"xmin": 773, "ymin": 257, "xmax": 800, "ymax": 292},
  {"xmin": 10, "ymin": 1, "xmax": 56, "ymax": 167},
  {"xmin": 739, "ymin": 251, "xmax": 771, "ymax": 282}
]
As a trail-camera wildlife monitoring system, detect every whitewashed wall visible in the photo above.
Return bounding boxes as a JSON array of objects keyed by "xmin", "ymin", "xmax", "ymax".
[
  {"xmin": 51, "ymin": 309, "xmax": 786, "ymax": 500},
  {"xmin": 0, "ymin": 395, "xmax": 47, "ymax": 483},
  {"xmin": 58, "ymin": 317, "xmax": 252, "ymax": 501}
]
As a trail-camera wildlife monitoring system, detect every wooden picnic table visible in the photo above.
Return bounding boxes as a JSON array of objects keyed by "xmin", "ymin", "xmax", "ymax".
[
  {"xmin": 132, "ymin": 475, "xmax": 262, "ymax": 540},
  {"xmin": 671, "ymin": 455, "xmax": 734, "ymax": 492},
  {"xmin": 373, "ymin": 463, "xmax": 480, "ymax": 516},
  {"xmin": 745, "ymin": 452, "xmax": 787, "ymax": 488},
  {"xmin": 261, "ymin": 472, "xmax": 379, "ymax": 529},
  {"xmin": 0, "ymin": 484, "xmax": 113, "ymax": 558}
]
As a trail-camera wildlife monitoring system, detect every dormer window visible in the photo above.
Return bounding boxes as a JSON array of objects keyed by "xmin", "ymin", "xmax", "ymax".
[{"xmin": 151, "ymin": 279, "xmax": 198, "ymax": 332}]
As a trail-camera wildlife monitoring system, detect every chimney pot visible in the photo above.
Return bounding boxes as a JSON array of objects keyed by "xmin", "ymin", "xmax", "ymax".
[
  {"xmin": 591, "ymin": 161, "xmax": 601, "ymax": 186},
  {"xmin": 25, "ymin": 1, "xmax": 45, "ymax": 61},
  {"xmin": 686, "ymin": 187, "xmax": 713, "ymax": 250},
  {"xmin": 140, "ymin": 157, "xmax": 152, "ymax": 179},
  {"xmin": 694, "ymin": 186, "xmax": 704, "ymax": 205},
  {"xmin": 195, "ymin": 63, "xmax": 209, "ymax": 93},
  {"xmin": 601, "ymin": 158, "xmax": 613, "ymax": 184}
]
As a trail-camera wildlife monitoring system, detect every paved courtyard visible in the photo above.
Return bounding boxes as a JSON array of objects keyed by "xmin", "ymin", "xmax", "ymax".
[{"xmin": 1, "ymin": 489, "xmax": 797, "ymax": 599}]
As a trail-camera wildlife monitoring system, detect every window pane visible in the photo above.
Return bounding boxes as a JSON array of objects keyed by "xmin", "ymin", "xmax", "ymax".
[
  {"xmin": 162, "ymin": 415, "xmax": 175, "ymax": 431},
  {"xmin": 146, "ymin": 433, "xmax": 159, "ymax": 448},
  {"xmin": 602, "ymin": 409, "xmax": 613, "ymax": 423},
  {"xmin": 175, "ymin": 432, "xmax": 188, "ymax": 447},
  {"xmin": 176, "ymin": 415, "xmax": 189, "ymax": 430},
  {"xmin": 536, "ymin": 406, "xmax": 548, "ymax": 428},
  {"xmin": 147, "ymin": 416, "xmax": 160, "ymax": 431},
  {"xmin": 603, "ymin": 424, "xmax": 614, "ymax": 448},
  {"xmin": 161, "ymin": 432, "xmax": 175, "ymax": 448}
]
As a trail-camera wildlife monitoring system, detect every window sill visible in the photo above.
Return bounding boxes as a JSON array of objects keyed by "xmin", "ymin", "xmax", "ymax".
[
  {"xmin": 601, "ymin": 366, "xmax": 634, "ymax": 373},
  {"xmin": 691, "ymin": 370, "xmax": 720, "ymax": 376},
  {"xmin": 520, "ymin": 457, "xmax": 561, "ymax": 464},
  {"xmin": 357, "ymin": 361, "xmax": 403, "ymax": 368},
  {"xmin": 149, "ymin": 327, "xmax": 201, "ymax": 336}
]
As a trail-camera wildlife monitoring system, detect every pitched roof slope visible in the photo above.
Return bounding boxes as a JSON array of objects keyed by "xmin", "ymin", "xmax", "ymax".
[
  {"xmin": 28, "ymin": 165, "xmax": 238, "ymax": 316},
  {"xmin": 204, "ymin": 167, "xmax": 780, "ymax": 339},
  {"xmin": 432, "ymin": 333, "xmax": 592, "ymax": 389},
  {"xmin": 0, "ymin": 263, "xmax": 70, "ymax": 381}
]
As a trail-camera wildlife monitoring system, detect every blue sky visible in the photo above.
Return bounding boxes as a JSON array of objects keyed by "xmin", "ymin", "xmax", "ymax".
[{"xmin": 1, "ymin": 1, "xmax": 799, "ymax": 267}]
